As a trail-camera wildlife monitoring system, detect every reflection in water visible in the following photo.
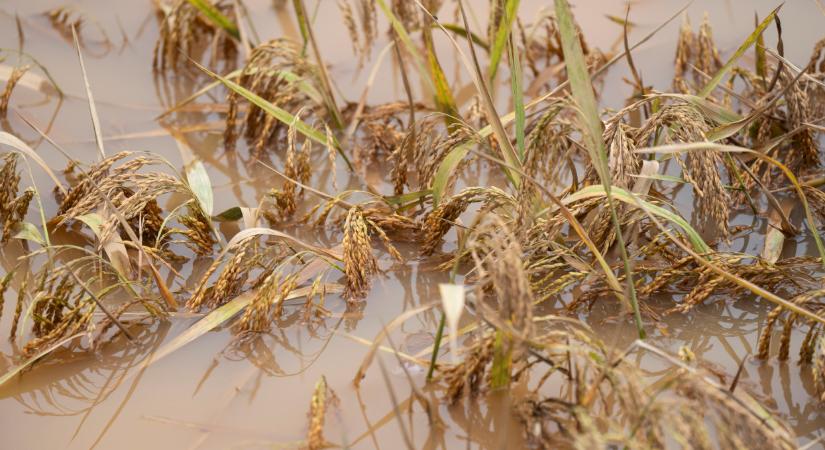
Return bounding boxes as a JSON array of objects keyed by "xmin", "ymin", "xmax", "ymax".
[
  {"xmin": 224, "ymin": 310, "xmax": 344, "ymax": 377},
  {"xmin": 2, "ymin": 321, "xmax": 168, "ymax": 448}
]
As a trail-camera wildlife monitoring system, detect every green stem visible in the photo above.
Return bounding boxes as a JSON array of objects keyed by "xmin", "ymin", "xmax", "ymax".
[
  {"xmin": 426, "ymin": 312, "xmax": 446, "ymax": 381},
  {"xmin": 605, "ymin": 187, "xmax": 645, "ymax": 339}
]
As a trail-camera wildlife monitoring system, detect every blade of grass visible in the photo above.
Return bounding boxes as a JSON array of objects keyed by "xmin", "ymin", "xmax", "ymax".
[
  {"xmin": 292, "ymin": 0, "xmax": 344, "ymax": 129},
  {"xmin": 561, "ymin": 185, "xmax": 711, "ymax": 254},
  {"xmin": 291, "ymin": 0, "xmax": 309, "ymax": 53},
  {"xmin": 431, "ymin": 141, "xmax": 473, "ymax": 205},
  {"xmin": 508, "ymin": 34, "xmax": 525, "ymax": 161},
  {"xmin": 12, "ymin": 222, "xmax": 44, "ymax": 245},
  {"xmin": 77, "ymin": 212, "xmax": 133, "ymax": 281},
  {"xmin": 761, "ymin": 203, "xmax": 788, "ymax": 264},
  {"xmin": 755, "ymin": 13, "xmax": 768, "ymax": 85},
  {"xmin": 141, "ymin": 284, "xmax": 341, "ymax": 373},
  {"xmin": 422, "ymin": 17, "xmax": 461, "ymax": 125},
  {"xmin": 186, "ymin": 0, "xmax": 240, "ymax": 39},
  {"xmin": 72, "ymin": 26, "xmax": 104, "ymax": 161},
  {"xmin": 225, "ymin": 227, "xmax": 343, "ymax": 263},
  {"xmin": 0, "ymin": 131, "xmax": 66, "ymax": 195},
  {"xmin": 192, "ymin": 59, "xmax": 354, "ymax": 171},
  {"xmin": 185, "ymin": 160, "xmax": 214, "ymax": 216},
  {"xmin": 555, "ymin": 0, "xmax": 644, "ymax": 337},
  {"xmin": 438, "ymin": 283, "xmax": 465, "ymax": 364},
  {"xmin": 698, "ymin": 6, "xmax": 779, "ymax": 99},
  {"xmin": 157, "ymin": 68, "xmax": 322, "ymax": 120},
  {"xmin": 440, "ymin": 23, "xmax": 489, "ymax": 51},
  {"xmin": 487, "ymin": 0, "xmax": 521, "ymax": 81},
  {"xmin": 425, "ymin": 312, "xmax": 446, "ymax": 381}
]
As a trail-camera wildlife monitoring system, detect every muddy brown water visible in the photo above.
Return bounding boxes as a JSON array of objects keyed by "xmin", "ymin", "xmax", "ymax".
[{"xmin": 0, "ymin": 0, "xmax": 823, "ymax": 448}]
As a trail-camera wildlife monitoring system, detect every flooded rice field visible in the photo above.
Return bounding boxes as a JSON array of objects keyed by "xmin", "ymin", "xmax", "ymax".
[{"xmin": 0, "ymin": 0, "xmax": 824, "ymax": 448}]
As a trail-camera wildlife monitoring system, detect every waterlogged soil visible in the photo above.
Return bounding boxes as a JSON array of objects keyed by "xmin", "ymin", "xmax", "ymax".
[{"xmin": 0, "ymin": 1, "xmax": 823, "ymax": 449}]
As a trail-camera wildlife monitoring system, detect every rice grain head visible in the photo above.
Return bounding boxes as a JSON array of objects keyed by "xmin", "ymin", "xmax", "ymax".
[
  {"xmin": 153, "ymin": 0, "xmax": 238, "ymax": 72},
  {"xmin": 307, "ymin": 375, "xmax": 339, "ymax": 450},
  {"xmin": 0, "ymin": 65, "xmax": 29, "ymax": 116},
  {"xmin": 342, "ymin": 207, "xmax": 378, "ymax": 301}
]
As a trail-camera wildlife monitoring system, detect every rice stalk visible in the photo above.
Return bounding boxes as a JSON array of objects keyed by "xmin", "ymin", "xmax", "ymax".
[{"xmin": 555, "ymin": 0, "xmax": 643, "ymax": 337}]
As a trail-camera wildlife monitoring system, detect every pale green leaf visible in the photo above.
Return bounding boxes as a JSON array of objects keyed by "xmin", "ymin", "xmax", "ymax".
[
  {"xmin": 488, "ymin": 0, "xmax": 521, "ymax": 81},
  {"xmin": 186, "ymin": 160, "xmax": 214, "ymax": 216},
  {"xmin": 438, "ymin": 283, "xmax": 465, "ymax": 363},
  {"xmin": 12, "ymin": 222, "xmax": 44, "ymax": 245}
]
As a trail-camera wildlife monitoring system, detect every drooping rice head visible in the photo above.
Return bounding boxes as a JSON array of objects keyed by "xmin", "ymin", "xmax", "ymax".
[
  {"xmin": 466, "ymin": 215, "xmax": 535, "ymax": 338},
  {"xmin": 673, "ymin": 14, "xmax": 722, "ymax": 95},
  {"xmin": 188, "ymin": 236, "xmax": 335, "ymax": 335},
  {"xmin": 306, "ymin": 375, "xmax": 340, "ymax": 450},
  {"xmin": 439, "ymin": 320, "xmax": 795, "ymax": 449},
  {"xmin": 0, "ymin": 153, "xmax": 33, "ymax": 243},
  {"xmin": 635, "ymin": 102, "xmax": 731, "ymax": 241},
  {"xmin": 342, "ymin": 207, "xmax": 378, "ymax": 301},
  {"xmin": 420, "ymin": 186, "xmax": 515, "ymax": 256},
  {"xmin": 814, "ymin": 335, "xmax": 825, "ymax": 401},
  {"xmin": 153, "ymin": 0, "xmax": 238, "ymax": 72},
  {"xmin": 223, "ymin": 39, "xmax": 323, "ymax": 154},
  {"xmin": 52, "ymin": 151, "xmax": 212, "ymax": 255},
  {"xmin": 10, "ymin": 257, "xmax": 162, "ymax": 358},
  {"xmin": 0, "ymin": 65, "xmax": 29, "ymax": 117}
]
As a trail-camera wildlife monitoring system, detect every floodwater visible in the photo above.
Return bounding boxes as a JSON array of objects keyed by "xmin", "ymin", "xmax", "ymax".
[{"xmin": 0, "ymin": 0, "xmax": 823, "ymax": 449}]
